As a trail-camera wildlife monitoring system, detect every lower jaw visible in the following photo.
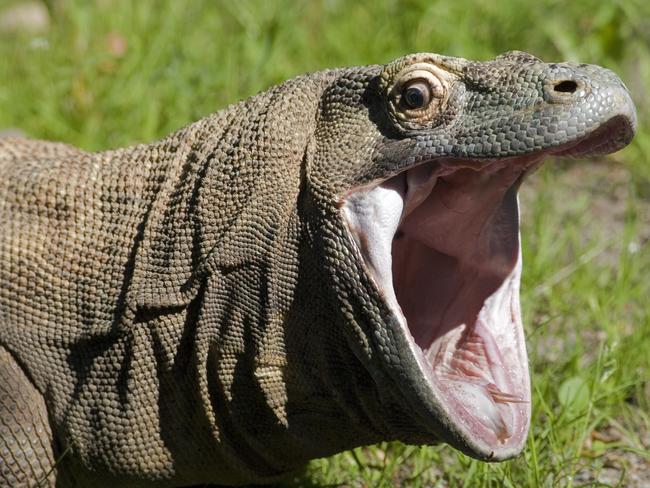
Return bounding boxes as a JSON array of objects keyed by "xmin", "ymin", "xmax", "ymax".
[
  {"xmin": 426, "ymin": 260, "xmax": 530, "ymax": 459},
  {"xmin": 392, "ymin": 195, "xmax": 530, "ymax": 454}
]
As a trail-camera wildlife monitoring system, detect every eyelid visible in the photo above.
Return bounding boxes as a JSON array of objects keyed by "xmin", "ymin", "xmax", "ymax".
[
  {"xmin": 385, "ymin": 61, "xmax": 454, "ymax": 128},
  {"xmin": 393, "ymin": 62, "xmax": 454, "ymax": 98},
  {"xmin": 405, "ymin": 80, "xmax": 430, "ymax": 90},
  {"xmin": 403, "ymin": 72, "xmax": 444, "ymax": 98},
  {"xmin": 390, "ymin": 68, "xmax": 446, "ymax": 106}
]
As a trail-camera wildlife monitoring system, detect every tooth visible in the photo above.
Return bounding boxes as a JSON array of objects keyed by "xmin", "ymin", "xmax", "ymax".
[
  {"xmin": 450, "ymin": 357, "xmax": 487, "ymax": 379},
  {"xmin": 473, "ymin": 320, "xmax": 512, "ymax": 396},
  {"xmin": 486, "ymin": 383, "xmax": 528, "ymax": 404},
  {"xmin": 452, "ymin": 361, "xmax": 479, "ymax": 377},
  {"xmin": 404, "ymin": 165, "xmax": 438, "ymax": 216}
]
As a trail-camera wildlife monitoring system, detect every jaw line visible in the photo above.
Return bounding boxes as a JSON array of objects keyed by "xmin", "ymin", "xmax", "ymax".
[{"xmin": 340, "ymin": 158, "xmax": 534, "ymax": 459}]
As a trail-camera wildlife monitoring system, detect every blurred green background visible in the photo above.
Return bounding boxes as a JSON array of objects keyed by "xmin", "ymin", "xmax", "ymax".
[{"xmin": 1, "ymin": 0, "xmax": 648, "ymax": 486}]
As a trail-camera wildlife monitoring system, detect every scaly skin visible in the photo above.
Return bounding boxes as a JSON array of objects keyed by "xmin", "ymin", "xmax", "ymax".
[{"xmin": 0, "ymin": 51, "xmax": 636, "ymax": 486}]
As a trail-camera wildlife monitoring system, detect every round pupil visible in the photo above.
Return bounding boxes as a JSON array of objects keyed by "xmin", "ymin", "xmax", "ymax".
[{"xmin": 404, "ymin": 85, "xmax": 426, "ymax": 109}]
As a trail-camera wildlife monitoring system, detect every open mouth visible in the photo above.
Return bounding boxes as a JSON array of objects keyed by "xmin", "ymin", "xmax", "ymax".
[
  {"xmin": 339, "ymin": 115, "xmax": 632, "ymax": 457},
  {"xmin": 342, "ymin": 156, "xmax": 533, "ymax": 455}
]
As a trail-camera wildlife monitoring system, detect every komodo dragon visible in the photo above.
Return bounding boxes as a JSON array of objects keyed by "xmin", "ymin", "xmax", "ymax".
[{"xmin": 0, "ymin": 51, "xmax": 636, "ymax": 487}]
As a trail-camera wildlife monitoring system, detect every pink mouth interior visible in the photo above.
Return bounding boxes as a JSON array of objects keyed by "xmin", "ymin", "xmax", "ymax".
[{"xmin": 342, "ymin": 157, "xmax": 537, "ymax": 453}]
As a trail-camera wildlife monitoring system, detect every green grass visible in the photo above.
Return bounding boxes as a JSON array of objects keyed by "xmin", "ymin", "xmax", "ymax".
[{"xmin": 1, "ymin": 0, "xmax": 648, "ymax": 486}]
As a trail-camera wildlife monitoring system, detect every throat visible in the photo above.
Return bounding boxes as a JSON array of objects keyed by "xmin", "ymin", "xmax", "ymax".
[{"xmin": 393, "ymin": 174, "xmax": 521, "ymax": 352}]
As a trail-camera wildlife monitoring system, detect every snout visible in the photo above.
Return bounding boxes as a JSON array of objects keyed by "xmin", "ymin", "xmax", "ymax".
[{"xmin": 539, "ymin": 63, "xmax": 637, "ymax": 155}]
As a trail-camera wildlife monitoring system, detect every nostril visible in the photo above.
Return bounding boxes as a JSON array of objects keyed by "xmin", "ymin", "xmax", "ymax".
[{"xmin": 554, "ymin": 80, "xmax": 578, "ymax": 93}]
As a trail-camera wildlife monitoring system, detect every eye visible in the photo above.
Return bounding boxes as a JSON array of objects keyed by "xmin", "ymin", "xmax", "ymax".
[{"xmin": 402, "ymin": 80, "xmax": 432, "ymax": 110}]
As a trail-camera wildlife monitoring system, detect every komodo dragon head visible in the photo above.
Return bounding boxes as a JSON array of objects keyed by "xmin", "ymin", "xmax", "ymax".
[{"xmin": 305, "ymin": 51, "xmax": 636, "ymax": 461}]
